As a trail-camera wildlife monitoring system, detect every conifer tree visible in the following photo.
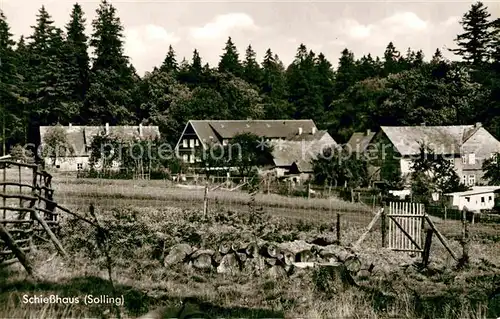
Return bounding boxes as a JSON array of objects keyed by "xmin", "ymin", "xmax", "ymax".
[
  {"xmin": 27, "ymin": 6, "xmax": 73, "ymax": 125},
  {"xmin": 431, "ymin": 48, "xmax": 444, "ymax": 64},
  {"xmin": 160, "ymin": 45, "xmax": 178, "ymax": 74},
  {"xmin": 334, "ymin": 48, "xmax": 358, "ymax": 95},
  {"xmin": 85, "ymin": 0, "xmax": 137, "ymax": 125},
  {"xmin": 242, "ymin": 44, "xmax": 261, "ymax": 86},
  {"xmin": 451, "ymin": 1, "xmax": 493, "ymax": 65},
  {"xmin": 218, "ymin": 37, "xmax": 242, "ymax": 76},
  {"xmin": 0, "ymin": 11, "xmax": 25, "ymax": 153},
  {"xmin": 65, "ymin": 3, "xmax": 89, "ymax": 106},
  {"xmin": 260, "ymin": 49, "xmax": 292, "ymax": 119},
  {"xmin": 286, "ymin": 45, "xmax": 323, "ymax": 121},
  {"xmin": 383, "ymin": 42, "xmax": 401, "ymax": 75}
]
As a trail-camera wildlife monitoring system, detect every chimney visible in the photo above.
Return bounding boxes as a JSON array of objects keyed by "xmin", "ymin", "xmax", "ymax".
[
  {"xmin": 475, "ymin": 122, "xmax": 482, "ymax": 128},
  {"xmin": 366, "ymin": 129, "xmax": 371, "ymax": 135},
  {"xmin": 105, "ymin": 123, "xmax": 110, "ymax": 135},
  {"xmin": 421, "ymin": 122, "xmax": 426, "ymax": 126},
  {"xmin": 312, "ymin": 127, "xmax": 317, "ymax": 135},
  {"xmin": 298, "ymin": 127, "xmax": 303, "ymax": 135},
  {"xmin": 139, "ymin": 123, "xmax": 143, "ymax": 138}
]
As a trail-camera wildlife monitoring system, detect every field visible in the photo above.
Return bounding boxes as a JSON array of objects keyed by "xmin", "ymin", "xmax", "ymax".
[{"xmin": 1, "ymin": 172, "xmax": 500, "ymax": 318}]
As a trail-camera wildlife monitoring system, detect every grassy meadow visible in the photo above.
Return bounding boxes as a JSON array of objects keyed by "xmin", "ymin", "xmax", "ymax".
[{"xmin": 0, "ymin": 170, "xmax": 499, "ymax": 318}]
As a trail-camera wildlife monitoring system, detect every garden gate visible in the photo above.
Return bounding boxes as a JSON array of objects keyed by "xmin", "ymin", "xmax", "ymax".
[{"xmin": 387, "ymin": 202, "xmax": 425, "ymax": 252}]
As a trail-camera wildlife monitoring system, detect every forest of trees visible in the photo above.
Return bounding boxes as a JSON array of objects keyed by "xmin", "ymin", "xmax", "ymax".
[{"xmin": 0, "ymin": 0, "xmax": 499, "ymax": 156}]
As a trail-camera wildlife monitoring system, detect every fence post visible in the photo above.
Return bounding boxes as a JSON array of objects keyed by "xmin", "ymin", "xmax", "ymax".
[
  {"xmin": 444, "ymin": 206, "xmax": 447, "ymax": 220},
  {"xmin": 336, "ymin": 213, "xmax": 341, "ymax": 244},
  {"xmin": 422, "ymin": 229, "xmax": 433, "ymax": 267},
  {"xmin": 459, "ymin": 209, "xmax": 470, "ymax": 267},
  {"xmin": 203, "ymin": 181, "xmax": 209, "ymax": 217},
  {"xmin": 381, "ymin": 207, "xmax": 386, "ymax": 248}
]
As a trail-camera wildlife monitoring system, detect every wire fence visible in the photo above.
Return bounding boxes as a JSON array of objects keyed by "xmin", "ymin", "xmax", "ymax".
[{"xmin": 42, "ymin": 172, "xmax": 379, "ymax": 233}]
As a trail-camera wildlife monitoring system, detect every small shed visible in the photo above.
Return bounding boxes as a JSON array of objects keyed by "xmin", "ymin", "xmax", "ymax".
[{"xmin": 444, "ymin": 186, "xmax": 500, "ymax": 211}]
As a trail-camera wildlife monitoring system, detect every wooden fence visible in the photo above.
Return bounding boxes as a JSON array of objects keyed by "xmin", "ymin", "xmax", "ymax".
[{"xmin": 0, "ymin": 160, "xmax": 61, "ymax": 267}]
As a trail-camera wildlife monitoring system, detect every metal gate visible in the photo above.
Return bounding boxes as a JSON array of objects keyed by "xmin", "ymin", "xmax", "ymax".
[{"xmin": 387, "ymin": 202, "xmax": 425, "ymax": 252}]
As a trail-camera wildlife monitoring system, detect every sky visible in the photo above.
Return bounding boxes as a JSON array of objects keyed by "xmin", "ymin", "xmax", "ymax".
[{"xmin": 1, "ymin": 0, "xmax": 499, "ymax": 76}]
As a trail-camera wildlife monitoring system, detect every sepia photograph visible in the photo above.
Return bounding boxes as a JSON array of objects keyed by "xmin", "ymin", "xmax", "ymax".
[{"xmin": 0, "ymin": 0, "xmax": 499, "ymax": 318}]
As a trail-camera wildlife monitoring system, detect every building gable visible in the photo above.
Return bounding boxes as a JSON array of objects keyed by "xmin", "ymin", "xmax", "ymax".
[
  {"xmin": 40, "ymin": 124, "xmax": 160, "ymax": 158},
  {"xmin": 380, "ymin": 125, "xmax": 481, "ymax": 156}
]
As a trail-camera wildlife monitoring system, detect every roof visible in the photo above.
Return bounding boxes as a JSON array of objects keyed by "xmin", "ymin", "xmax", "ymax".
[
  {"xmin": 346, "ymin": 131, "xmax": 376, "ymax": 152},
  {"xmin": 444, "ymin": 186, "xmax": 500, "ymax": 197},
  {"xmin": 39, "ymin": 124, "xmax": 161, "ymax": 157},
  {"xmin": 380, "ymin": 124, "xmax": 484, "ymax": 155},
  {"xmin": 271, "ymin": 132, "xmax": 336, "ymax": 172},
  {"xmin": 188, "ymin": 120, "xmax": 317, "ymax": 145}
]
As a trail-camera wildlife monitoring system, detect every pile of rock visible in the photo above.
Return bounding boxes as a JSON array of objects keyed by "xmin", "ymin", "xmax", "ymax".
[{"xmin": 163, "ymin": 239, "xmax": 364, "ymax": 278}]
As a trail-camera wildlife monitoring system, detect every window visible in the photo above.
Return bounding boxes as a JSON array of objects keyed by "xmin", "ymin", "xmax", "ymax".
[
  {"xmin": 481, "ymin": 197, "xmax": 485, "ymax": 203},
  {"xmin": 189, "ymin": 139, "xmax": 195, "ymax": 148},
  {"xmin": 182, "ymin": 139, "xmax": 188, "ymax": 148},
  {"xmin": 489, "ymin": 196, "xmax": 493, "ymax": 202},
  {"xmin": 77, "ymin": 163, "xmax": 83, "ymax": 170},
  {"xmin": 462, "ymin": 154, "xmax": 467, "ymax": 164},
  {"xmin": 448, "ymin": 159, "xmax": 454, "ymax": 168},
  {"xmin": 465, "ymin": 196, "xmax": 470, "ymax": 202},
  {"xmin": 195, "ymin": 139, "xmax": 199, "ymax": 147},
  {"xmin": 182, "ymin": 154, "xmax": 188, "ymax": 162},
  {"xmin": 468, "ymin": 153, "xmax": 476, "ymax": 165},
  {"xmin": 468, "ymin": 174, "xmax": 476, "ymax": 186},
  {"xmin": 189, "ymin": 155, "xmax": 195, "ymax": 163},
  {"xmin": 462, "ymin": 175, "xmax": 467, "ymax": 184},
  {"xmin": 222, "ymin": 139, "xmax": 228, "ymax": 146}
]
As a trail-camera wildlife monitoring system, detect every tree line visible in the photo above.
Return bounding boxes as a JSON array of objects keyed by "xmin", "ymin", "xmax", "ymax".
[{"xmin": 0, "ymin": 0, "xmax": 499, "ymax": 155}]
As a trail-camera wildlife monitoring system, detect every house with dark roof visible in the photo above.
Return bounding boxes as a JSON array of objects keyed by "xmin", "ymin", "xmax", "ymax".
[
  {"xmin": 346, "ymin": 129, "xmax": 376, "ymax": 155},
  {"xmin": 371, "ymin": 123, "xmax": 500, "ymax": 186},
  {"xmin": 174, "ymin": 120, "xmax": 336, "ymax": 177},
  {"xmin": 39, "ymin": 123, "xmax": 160, "ymax": 172}
]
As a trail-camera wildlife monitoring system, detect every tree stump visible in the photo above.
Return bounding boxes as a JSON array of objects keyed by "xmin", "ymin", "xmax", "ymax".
[
  {"xmin": 219, "ymin": 242, "xmax": 231, "ymax": 255},
  {"xmin": 244, "ymin": 243, "xmax": 259, "ymax": 257},
  {"xmin": 279, "ymin": 250, "xmax": 295, "ymax": 266},
  {"xmin": 295, "ymin": 250, "xmax": 315, "ymax": 262},
  {"xmin": 261, "ymin": 243, "xmax": 278, "ymax": 258}
]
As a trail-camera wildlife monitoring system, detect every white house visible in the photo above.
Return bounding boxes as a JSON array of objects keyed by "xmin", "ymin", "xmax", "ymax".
[
  {"xmin": 372, "ymin": 123, "xmax": 500, "ymax": 186},
  {"xmin": 39, "ymin": 123, "xmax": 160, "ymax": 172},
  {"xmin": 444, "ymin": 186, "xmax": 500, "ymax": 211}
]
